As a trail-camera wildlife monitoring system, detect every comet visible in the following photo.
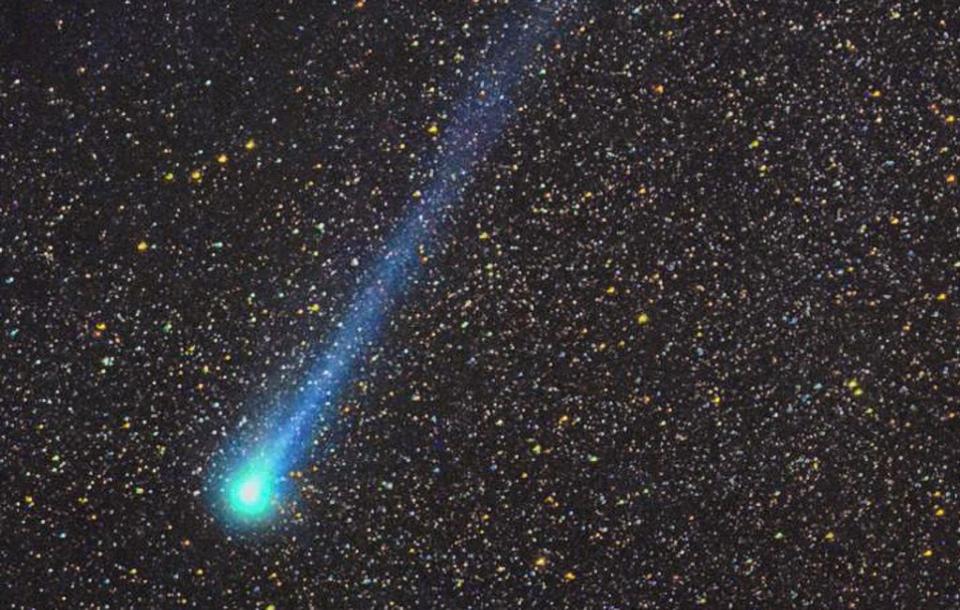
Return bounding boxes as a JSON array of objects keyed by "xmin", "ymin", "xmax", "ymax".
[{"xmin": 208, "ymin": 1, "xmax": 567, "ymax": 528}]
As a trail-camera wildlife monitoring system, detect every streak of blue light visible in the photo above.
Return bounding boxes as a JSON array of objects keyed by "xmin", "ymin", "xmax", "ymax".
[{"xmin": 209, "ymin": 1, "xmax": 566, "ymax": 528}]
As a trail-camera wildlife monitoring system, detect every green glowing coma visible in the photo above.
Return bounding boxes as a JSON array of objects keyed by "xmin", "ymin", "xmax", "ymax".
[{"xmin": 226, "ymin": 464, "xmax": 274, "ymax": 520}]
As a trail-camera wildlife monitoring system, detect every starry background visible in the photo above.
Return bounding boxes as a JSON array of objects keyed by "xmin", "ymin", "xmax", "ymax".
[{"xmin": 2, "ymin": 1, "xmax": 960, "ymax": 608}]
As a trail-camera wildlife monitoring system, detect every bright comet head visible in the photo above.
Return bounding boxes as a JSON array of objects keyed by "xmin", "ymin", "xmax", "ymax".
[
  {"xmin": 239, "ymin": 478, "xmax": 263, "ymax": 504},
  {"xmin": 224, "ymin": 462, "xmax": 275, "ymax": 522}
]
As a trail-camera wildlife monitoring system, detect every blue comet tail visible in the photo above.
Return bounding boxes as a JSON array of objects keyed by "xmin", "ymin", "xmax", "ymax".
[{"xmin": 208, "ymin": 1, "xmax": 566, "ymax": 528}]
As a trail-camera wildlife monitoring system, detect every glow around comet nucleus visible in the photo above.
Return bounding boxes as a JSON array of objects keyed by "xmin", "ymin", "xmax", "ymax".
[{"xmin": 208, "ymin": 1, "xmax": 568, "ymax": 529}]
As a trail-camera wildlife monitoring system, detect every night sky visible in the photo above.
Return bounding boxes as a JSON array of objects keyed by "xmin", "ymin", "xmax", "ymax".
[{"xmin": 3, "ymin": 1, "xmax": 960, "ymax": 608}]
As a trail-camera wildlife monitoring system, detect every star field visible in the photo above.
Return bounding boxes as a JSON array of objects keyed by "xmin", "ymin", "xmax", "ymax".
[{"xmin": 2, "ymin": 2, "xmax": 960, "ymax": 608}]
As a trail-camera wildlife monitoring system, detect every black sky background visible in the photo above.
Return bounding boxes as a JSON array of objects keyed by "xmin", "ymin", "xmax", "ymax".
[{"xmin": 3, "ymin": 1, "xmax": 960, "ymax": 608}]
